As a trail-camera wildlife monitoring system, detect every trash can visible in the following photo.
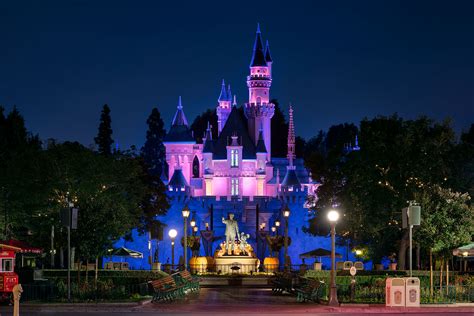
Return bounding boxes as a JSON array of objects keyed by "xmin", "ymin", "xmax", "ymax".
[
  {"xmin": 386, "ymin": 278, "xmax": 406, "ymax": 307},
  {"xmin": 405, "ymin": 277, "xmax": 420, "ymax": 307}
]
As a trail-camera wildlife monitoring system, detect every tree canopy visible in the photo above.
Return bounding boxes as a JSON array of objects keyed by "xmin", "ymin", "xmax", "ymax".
[{"xmin": 306, "ymin": 115, "xmax": 474, "ymax": 265}]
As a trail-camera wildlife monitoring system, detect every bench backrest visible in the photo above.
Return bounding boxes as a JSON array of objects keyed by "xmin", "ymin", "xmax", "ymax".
[
  {"xmin": 150, "ymin": 276, "xmax": 176, "ymax": 290},
  {"xmin": 179, "ymin": 270, "xmax": 194, "ymax": 282}
]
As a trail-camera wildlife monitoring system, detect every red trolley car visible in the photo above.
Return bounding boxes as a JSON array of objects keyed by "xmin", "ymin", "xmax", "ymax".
[{"xmin": 0, "ymin": 244, "xmax": 21, "ymax": 302}]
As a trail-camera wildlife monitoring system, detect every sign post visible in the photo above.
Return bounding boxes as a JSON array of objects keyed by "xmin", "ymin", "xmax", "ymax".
[
  {"xmin": 61, "ymin": 204, "xmax": 78, "ymax": 302},
  {"xmin": 350, "ymin": 266, "xmax": 357, "ymax": 302},
  {"xmin": 403, "ymin": 203, "xmax": 421, "ymax": 277}
]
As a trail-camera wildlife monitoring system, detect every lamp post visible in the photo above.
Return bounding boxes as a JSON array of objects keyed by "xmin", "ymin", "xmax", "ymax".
[
  {"xmin": 168, "ymin": 229, "xmax": 177, "ymax": 268},
  {"xmin": 275, "ymin": 220, "xmax": 280, "ymax": 236},
  {"xmin": 283, "ymin": 205, "xmax": 290, "ymax": 268},
  {"xmin": 182, "ymin": 205, "xmax": 190, "ymax": 270},
  {"xmin": 327, "ymin": 209, "xmax": 340, "ymax": 307}
]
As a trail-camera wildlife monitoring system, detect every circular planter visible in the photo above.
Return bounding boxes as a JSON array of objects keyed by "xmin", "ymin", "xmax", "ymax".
[{"xmin": 263, "ymin": 257, "xmax": 279, "ymax": 273}]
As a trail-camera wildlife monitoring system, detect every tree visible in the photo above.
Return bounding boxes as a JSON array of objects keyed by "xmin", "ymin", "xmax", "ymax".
[
  {"xmin": 307, "ymin": 115, "xmax": 468, "ymax": 266},
  {"xmin": 0, "ymin": 107, "xmax": 44, "ymax": 239},
  {"xmin": 461, "ymin": 124, "xmax": 474, "ymax": 145},
  {"xmin": 415, "ymin": 185, "xmax": 473, "ymax": 257},
  {"xmin": 190, "ymin": 109, "xmax": 217, "ymax": 143},
  {"xmin": 270, "ymin": 99, "xmax": 288, "ymax": 158},
  {"xmin": 94, "ymin": 104, "xmax": 113, "ymax": 155},
  {"xmin": 35, "ymin": 142, "xmax": 150, "ymax": 262},
  {"xmin": 141, "ymin": 108, "xmax": 167, "ymax": 177}
]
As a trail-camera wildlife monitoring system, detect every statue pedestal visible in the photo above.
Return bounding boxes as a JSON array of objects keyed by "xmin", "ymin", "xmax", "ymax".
[{"xmin": 214, "ymin": 256, "xmax": 259, "ymax": 274}]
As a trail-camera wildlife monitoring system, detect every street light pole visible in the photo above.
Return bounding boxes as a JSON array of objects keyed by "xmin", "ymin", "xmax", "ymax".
[
  {"xmin": 168, "ymin": 229, "xmax": 177, "ymax": 269},
  {"xmin": 328, "ymin": 209, "xmax": 340, "ymax": 307},
  {"xmin": 182, "ymin": 205, "xmax": 190, "ymax": 271}
]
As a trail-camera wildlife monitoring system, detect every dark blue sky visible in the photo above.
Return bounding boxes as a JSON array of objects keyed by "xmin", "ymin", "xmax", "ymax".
[{"xmin": 1, "ymin": 0, "xmax": 473, "ymax": 148}]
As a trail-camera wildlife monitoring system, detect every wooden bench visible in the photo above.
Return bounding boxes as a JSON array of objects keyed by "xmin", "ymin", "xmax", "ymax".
[
  {"xmin": 149, "ymin": 275, "xmax": 185, "ymax": 302},
  {"xmin": 271, "ymin": 272, "xmax": 294, "ymax": 294},
  {"xmin": 295, "ymin": 279, "xmax": 325, "ymax": 303},
  {"xmin": 172, "ymin": 270, "xmax": 200, "ymax": 293}
]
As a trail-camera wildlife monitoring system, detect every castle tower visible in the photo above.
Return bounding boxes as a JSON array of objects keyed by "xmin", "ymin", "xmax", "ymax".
[
  {"xmin": 216, "ymin": 79, "xmax": 232, "ymax": 135},
  {"xmin": 244, "ymin": 24, "xmax": 275, "ymax": 160},
  {"xmin": 163, "ymin": 96, "xmax": 196, "ymax": 186}
]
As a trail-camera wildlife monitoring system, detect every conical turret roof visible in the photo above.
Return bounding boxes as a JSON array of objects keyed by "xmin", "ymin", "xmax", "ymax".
[{"xmin": 249, "ymin": 24, "xmax": 267, "ymax": 67}]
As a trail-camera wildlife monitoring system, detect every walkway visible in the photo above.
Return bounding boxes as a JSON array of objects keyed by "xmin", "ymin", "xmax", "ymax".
[{"xmin": 2, "ymin": 288, "xmax": 473, "ymax": 315}]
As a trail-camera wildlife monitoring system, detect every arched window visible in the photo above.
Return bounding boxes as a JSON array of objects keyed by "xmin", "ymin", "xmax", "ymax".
[
  {"xmin": 192, "ymin": 156, "xmax": 200, "ymax": 178},
  {"xmin": 256, "ymin": 97, "xmax": 261, "ymax": 104}
]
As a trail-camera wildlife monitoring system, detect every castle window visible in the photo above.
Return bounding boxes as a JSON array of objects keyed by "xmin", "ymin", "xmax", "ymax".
[
  {"xmin": 192, "ymin": 156, "xmax": 199, "ymax": 178},
  {"xmin": 231, "ymin": 178, "xmax": 239, "ymax": 196},
  {"xmin": 231, "ymin": 149, "xmax": 239, "ymax": 167}
]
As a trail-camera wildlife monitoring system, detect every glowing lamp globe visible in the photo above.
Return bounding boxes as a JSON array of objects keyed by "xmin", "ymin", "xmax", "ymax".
[
  {"xmin": 168, "ymin": 229, "xmax": 178, "ymax": 239},
  {"xmin": 355, "ymin": 249, "xmax": 362, "ymax": 256},
  {"xmin": 275, "ymin": 220, "xmax": 281, "ymax": 227},
  {"xmin": 327, "ymin": 210, "xmax": 340, "ymax": 222},
  {"xmin": 182, "ymin": 205, "xmax": 190, "ymax": 218}
]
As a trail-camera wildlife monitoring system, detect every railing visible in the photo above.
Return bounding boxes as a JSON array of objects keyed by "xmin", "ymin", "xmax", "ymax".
[
  {"xmin": 21, "ymin": 283, "xmax": 58, "ymax": 302},
  {"xmin": 20, "ymin": 282, "xmax": 151, "ymax": 302},
  {"xmin": 334, "ymin": 284, "xmax": 474, "ymax": 304}
]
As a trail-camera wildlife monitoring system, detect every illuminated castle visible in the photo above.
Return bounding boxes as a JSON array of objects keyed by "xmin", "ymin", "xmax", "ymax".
[{"xmin": 111, "ymin": 25, "xmax": 354, "ymax": 269}]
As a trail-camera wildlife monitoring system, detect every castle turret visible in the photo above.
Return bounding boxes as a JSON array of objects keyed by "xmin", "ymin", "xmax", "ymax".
[
  {"xmin": 244, "ymin": 24, "xmax": 274, "ymax": 160},
  {"xmin": 265, "ymin": 40, "xmax": 273, "ymax": 77},
  {"xmin": 163, "ymin": 96, "xmax": 196, "ymax": 186},
  {"xmin": 217, "ymin": 79, "xmax": 232, "ymax": 135}
]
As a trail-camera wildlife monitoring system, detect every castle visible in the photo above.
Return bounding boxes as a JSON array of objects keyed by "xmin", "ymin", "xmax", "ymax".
[{"xmin": 111, "ymin": 25, "xmax": 354, "ymax": 269}]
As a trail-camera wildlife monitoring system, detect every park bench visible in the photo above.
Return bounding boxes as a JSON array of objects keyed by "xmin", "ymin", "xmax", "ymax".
[
  {"xmin": 295, "ymin": 279, "xmax": 326, "ymax": 303},
  {"xmin": 271, "ymin": 272, "xmax": 294, "ymax": 294},
  {"xmin": 172, "ymin": 270, "xmax": 201, "ymax": 293},
  {"xmin": 149, "ymin": 275, "xmax": 185, "ymax": 302}
]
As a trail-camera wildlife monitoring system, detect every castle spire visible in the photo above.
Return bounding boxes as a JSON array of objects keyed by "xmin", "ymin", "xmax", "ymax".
[
  {"xmin": 249, "ymin": 24, "xmax": 267, "ymax": 67},
  {"xmin": 218, "ymin": 79, "xmax": 227, "ymax": 102},
  {"xmin": 265, "ymin": 40, "xmax": 273, "ymax": 63},
  {"xmin": 227, "ymin": 84, "xmax": 232, "ymax": 102},
  {"xmin": 233, "ymin": 95, "xmax": 237, "ymax": 106},
  {"xmin": 171, "ymin": 96, "xmax": 188, "ymax": 126},
  {"xmin": 287, "ymin": 103, "xmax": 296, "ymax": 167}
]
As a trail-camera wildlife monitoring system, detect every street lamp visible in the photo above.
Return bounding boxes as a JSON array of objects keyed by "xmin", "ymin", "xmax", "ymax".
[
  {"xmin": 182, "ymin": 205, "xmax": 190, "ymax": 270},
  {"xmin": 327, "ymin": 209, "xmax": 340, "ymax": 306},
  {"xmin": 168, "ymin": 229, "xmax": 177, "ymax": 268},
  {"xmin": 283, "ymin": 205, "xmax": 290, "ymax": 269},
  {"xmin": 463, "ymin": 251, "xmax": 469, "ymax": 272},
  {"xmin": 193, "ymin": 226, "xmax": 198, "ymax": 236},
  {"xmin": 271, "ymin": 226, "xmax": 276, "ymax": 235}
]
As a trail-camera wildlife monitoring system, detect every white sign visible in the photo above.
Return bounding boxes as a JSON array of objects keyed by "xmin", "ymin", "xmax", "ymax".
[{"xmin": 350, "ymin": 266, "xmax": 357, "ymax": 276}]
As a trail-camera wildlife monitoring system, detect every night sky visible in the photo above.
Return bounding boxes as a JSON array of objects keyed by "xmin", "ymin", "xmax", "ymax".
[{"xmin": 1, "ymin": 0, "xmax": 473, "ymax": 149}]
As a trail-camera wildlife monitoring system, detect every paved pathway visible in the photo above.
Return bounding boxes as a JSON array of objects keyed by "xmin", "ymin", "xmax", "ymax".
[{"xmin": 1, "ymin": 287, "xmax": 473, "ymax": 315}]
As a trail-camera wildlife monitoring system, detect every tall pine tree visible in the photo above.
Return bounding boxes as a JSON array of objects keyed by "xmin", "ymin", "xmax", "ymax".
[
  {"xmin": 94, "ymin": 104, "xmax": 113, "ymax": 155},
  {"xmin": 141, "ymin": 107, "xmax": 167, "ymax": 177},
  {"xmin": 270, "ymin": 99, "xmax": 289, "ymax": 158}
]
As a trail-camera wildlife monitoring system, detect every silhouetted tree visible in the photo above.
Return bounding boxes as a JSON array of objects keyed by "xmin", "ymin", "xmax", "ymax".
[
  {"xmin": 190, "ymin": 109, "xmax": 218, "ymax": 143},
  {"xmin": 94, "ymin": 104, "xmax": 113, "ymax": 155},
  {"xmin": 141, "ymin": 108, "xmax": 166, "ymax": 177},
  {"xmin": 270, "ymin": 99, "xmax": 288, "ymax": 158}
]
